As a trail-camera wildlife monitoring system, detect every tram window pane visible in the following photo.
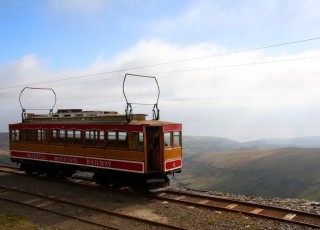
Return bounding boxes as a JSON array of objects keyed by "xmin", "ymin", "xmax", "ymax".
[
  {"xmin": 42, "ymin": 130, "xmax": 46, "ymax": 141},
  {"xmin": 118, "ymin": 131, "xmax": 127, "ymax": 147},
  {"xmin": 37, "ymin": 130, "xmax": 45, "ymax": 142},
  {"xmin": 67, "ymin": 130, "xmax": 73, "ymax": 139},
  {"xmin": 60, "ymin": 130, "xmax": 65, "ymax": 138},
  {"xmin": 99, "ymin": 131, "xmax": 105, "ymax": 141},
  {"xmin": 86, "ymin": 131, "xmax": 95, "ymax": 140},
  {"xmin": 66, "ymin": 130, "xmax": 74, "ymax": 143},
  {"xmin": 52, "ymin": 130, "xmax": 58, "ymax": 140},
  {"xmin": 16, "ymin": 130, "xmax": 20, "ymax": 141},
  {"xmin": 139, "ymin": 132, "xmax": 143, "ymax": 143},
  {"xmin": 11, "ymin": 130, "xmax": 19, "ymax": 142},
  {"xmin": 74, "ymin": 130, "xmax": 82, "ymax": 144},
  {"xmin": 59, "ymin": 130, "xmax": 65, "ymax": 142},
  {"xmin": 75, "ymin": 130, "xmax": 81, "ymax": 139},
  {"xmin": 164, "ymin": 132, "xmax": 172, "ymax": 147},
  {"xmin": 118, "ymin": 132, "xmax": 127, "ymax": 141},
  {"xmin": 108, "ymin": 131, "xmax": 116, "ymax": 141},
  {"xmin": 174, "ymin": 131, "xmax": 181, "ymax": 146},
  {"xmin": 96, "ymin": 130, "xmax": 104, "ymax": 145},
  {"xmin": 37, "ymin": 130, "xmax": 42, "ymax": 141}
]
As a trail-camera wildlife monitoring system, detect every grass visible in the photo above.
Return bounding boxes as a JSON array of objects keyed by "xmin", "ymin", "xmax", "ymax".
[{"xmin": 0, "ymin": 212, "xmax": 37, "ymax": 230}]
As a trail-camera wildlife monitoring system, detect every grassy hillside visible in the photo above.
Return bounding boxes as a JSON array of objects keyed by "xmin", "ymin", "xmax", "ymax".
[{"xmin": 174, "ymin": 148, "xmax": 320, "ymax": 201}]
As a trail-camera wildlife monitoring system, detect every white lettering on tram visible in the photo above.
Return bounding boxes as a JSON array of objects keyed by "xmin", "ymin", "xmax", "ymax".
[
  {"xmin": 53, "ymin": 156, "xmax": 78, "ymax": 163},
  {"xmin": 27, "ymin": 153, "xmax": 46, "ymax": 160},
  {"xmin": 86, "ymin": 159, "xmax": 111, "ymax": 167}
]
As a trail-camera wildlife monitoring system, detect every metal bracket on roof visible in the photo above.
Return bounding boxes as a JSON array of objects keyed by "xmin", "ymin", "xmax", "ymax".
[
  {"xmin": 123, "ymin": 73, "xmax": 160, "ymax": 122},
  {"xmin": 19, "ymin": 87, "xmax": 57, "ymax": 122}
]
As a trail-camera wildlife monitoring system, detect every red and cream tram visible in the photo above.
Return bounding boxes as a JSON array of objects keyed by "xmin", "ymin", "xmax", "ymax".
[{"xmin": 9, "ymin": 74, "xmax": 182, "ymax": 189}]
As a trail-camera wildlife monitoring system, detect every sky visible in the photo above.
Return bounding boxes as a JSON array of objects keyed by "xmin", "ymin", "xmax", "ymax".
[{"xmin": 1, "ymin": 0, "xmax": 320, "ymax": 141}]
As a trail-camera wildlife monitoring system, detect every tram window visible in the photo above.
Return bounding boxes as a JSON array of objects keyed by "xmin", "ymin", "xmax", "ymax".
[
  {"xmin": 128, "ymin": 132, "xmax": 143, "ymax": 151},
  {"xmin": 37, "ymin": 130, "xmax": 46, "ymax": 142},
  {"xmin": 59, "ymin": 130, "xmax": 65, "ymax": 142},
  {"xmin": 96, "ymin": 130, "xmax": 104, "ymax": 145},
  {"xmin": 100, "ymin": 131, "xmax": 105, "ymax": 141},
  {"xmin": 67, "ymin": 130, "xmax": 74, "ymax": 143},
  {"xmin": 75, "ymin": 130, "xmax": 81, "ymax": 139},
  {"xmin": 108, "ymin": 131, "xmax": 116, "ymax": 141},
  {"xmin": 60, "ymin": 130, "xmax": 65, "ymax": 138},
  {"xmin": 139, "ymin": 132, "xmax": 144, "ymax": 145},
  {"xmin": 164, "ymin": 132, "xmax": 172, "ymax": 148},
  {"xmin": 107, "ymin": 131, "xmax": 116, "ymax": 147},
  {"xmin": 118, "ymin": 131, "xmax": 128, "ymax": 147},
  {"xmin": 52, "ymin": 130, "xmax": 58, "ymax": 141},
  {"xmin": 74, "ymin": 130, "xmax": 82, "ymax": 144},
  {"xmin": 118, "ymin": 132, "xmax": 127, "ymax": 141},
  {"xmin": 86, "ymin": 131, "xmax": 95, "ymax": 144},
  {"xmin": 11, "ymin": 130, "xmax": 19, "ymax": 142},
  {"xmin": 173, "ymin": 131, "xmax": 181, "ymax": 147}
]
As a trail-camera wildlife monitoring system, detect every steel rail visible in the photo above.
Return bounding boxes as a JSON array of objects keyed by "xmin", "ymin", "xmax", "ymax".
[
  {"xmin": 1, "ymin": 164, "xmax": 319, "ymax": 228},
  {"xmin": 166, "ymin": 189, "xmax": 320, "ymax": 220},
  {"xmin": 0, "ymin": 184, "xmax": 185, "ymax": 229},
  {"xmin": 0, "ymin": 187, "xmax": 117, "ymax": 229},
  {"xmin": 151, "ymin": 190, "xmax": 320, "ymax": 229}
]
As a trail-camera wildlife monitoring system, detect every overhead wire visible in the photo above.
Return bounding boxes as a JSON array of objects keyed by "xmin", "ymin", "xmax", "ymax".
[
  {"xmin": 0, "ymin": 36, "xmax": 320, "ymax": 91},
  {"xmin": 156, "ymin": 54, "xmax": 320, "ymax": 75},
  {"xmin": 25, "ymin": 54, "xmax": 320, "ymax": 88}
]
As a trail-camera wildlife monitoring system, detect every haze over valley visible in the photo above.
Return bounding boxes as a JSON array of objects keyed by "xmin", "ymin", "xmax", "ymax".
[{"xmin": 174, "ymin": 136, "xmax": 320, "ymax": 201}]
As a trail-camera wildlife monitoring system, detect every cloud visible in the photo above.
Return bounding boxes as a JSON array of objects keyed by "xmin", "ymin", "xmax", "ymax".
[{"xmin": 2, "ymin": 40, "xmax": 320, "ymax": 140}]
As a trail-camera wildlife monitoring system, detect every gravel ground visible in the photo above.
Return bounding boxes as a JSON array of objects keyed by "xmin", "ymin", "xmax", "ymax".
[{"xmin": 0, "ymin": 150, "xmax": 318, "ymax": 229}]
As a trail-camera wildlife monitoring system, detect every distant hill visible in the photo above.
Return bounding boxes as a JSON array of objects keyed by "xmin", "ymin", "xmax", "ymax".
[
  {"xmin": 173, "ymin": 147, "xmax": 320, "ymax": 201},
  {"xmin": 0, "ymin": 133, "xmax": 8, "ymax": 150},
  {"xmin": 183, "ymin": 136, "xmax": 242, "ymax": 154},
  {"xmin": 183, "ymin": 135, "xmax": 320, "ymax": 153},
  {"xmin": 243, "ymin": 136, "xmax": 320, "ymax": 149}
]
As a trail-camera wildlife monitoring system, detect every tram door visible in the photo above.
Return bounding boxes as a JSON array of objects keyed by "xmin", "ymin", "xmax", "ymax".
[{"xmin": 146, "ymin": 127, "xmax": 162, "ymax": 172}]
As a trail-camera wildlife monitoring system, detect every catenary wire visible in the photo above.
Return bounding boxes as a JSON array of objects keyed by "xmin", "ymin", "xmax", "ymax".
[
  {"xmin": 0, "ymin": 36, "xmax": 320, "ymax": 91},
  {"xmin": 28, "ymin": 54, "xmax": 320, "ymax": 89}
]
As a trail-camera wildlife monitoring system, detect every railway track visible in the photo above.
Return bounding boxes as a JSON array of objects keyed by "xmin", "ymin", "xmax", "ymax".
[
  {"xmin": 1, "ymin": 164, "xmax": 320, "ymax": 229},
  {"xmin": 151, "ymin": 190, "xmax": 320, "ymax": 229},
  {"xmin": 0, "ymin": 184, "xmax": 186, "ymax": 230}
]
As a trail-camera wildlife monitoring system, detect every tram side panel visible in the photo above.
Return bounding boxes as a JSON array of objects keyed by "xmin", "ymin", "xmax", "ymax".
[{"xmin": 9, "ymin": 124, "xmax": 146, "ymax": 175}]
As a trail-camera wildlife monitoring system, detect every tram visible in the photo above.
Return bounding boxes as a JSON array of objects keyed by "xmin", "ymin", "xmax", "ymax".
[{"xmin": 9, "ymin": 74, "xmax": 182, "ymax": 189}]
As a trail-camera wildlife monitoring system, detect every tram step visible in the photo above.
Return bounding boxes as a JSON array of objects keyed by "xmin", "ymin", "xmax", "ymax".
[{"xmin": 146, "ymin": 178, "xmax": 165, "ymax": 184}]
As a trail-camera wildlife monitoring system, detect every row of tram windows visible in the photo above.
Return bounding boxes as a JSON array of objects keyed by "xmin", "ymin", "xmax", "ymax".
[
  {"xmin": 10, "ymin": 129, "xmax": 182, "ymax": 149},
  {"xmin": 10, "ymin": 129, "xmax": 144, "ymax": 150}
]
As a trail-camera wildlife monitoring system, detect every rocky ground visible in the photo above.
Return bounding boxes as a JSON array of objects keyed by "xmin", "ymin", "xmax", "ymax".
[{"xmin": 0, "ymin": 150, "xmax": 318, "ymax": 229}]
